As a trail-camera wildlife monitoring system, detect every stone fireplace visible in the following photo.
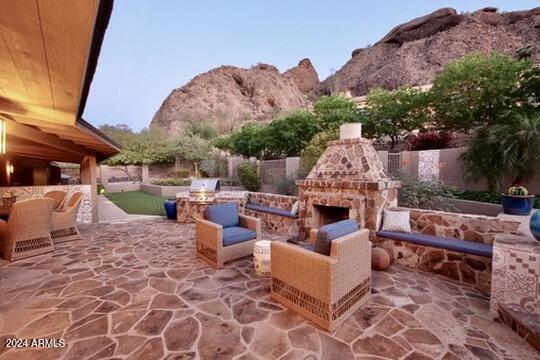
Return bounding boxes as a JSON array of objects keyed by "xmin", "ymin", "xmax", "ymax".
[{"xmin": 297, "ymin": 123, "xmax": 400, "ymax": 238}]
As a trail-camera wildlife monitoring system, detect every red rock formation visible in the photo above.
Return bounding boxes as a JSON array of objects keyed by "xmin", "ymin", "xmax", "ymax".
[{"xmin": 284, "ymin": 58, "xmax": 320, "ymax": 94}]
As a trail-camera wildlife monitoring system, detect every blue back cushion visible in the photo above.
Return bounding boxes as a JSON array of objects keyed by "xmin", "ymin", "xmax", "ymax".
[
  {"xmin": 315, "ymin": 219, "xmax": 359, "ymax": 256},
  {"xmin": 205, "ymin": 203, "xmax": 239, "ymax": 228}
]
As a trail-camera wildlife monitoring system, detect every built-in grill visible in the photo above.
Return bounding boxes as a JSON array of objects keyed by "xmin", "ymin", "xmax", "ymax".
[{"xmin": 189, "ymin": 179, "xmax": 220, "ymax": 204}]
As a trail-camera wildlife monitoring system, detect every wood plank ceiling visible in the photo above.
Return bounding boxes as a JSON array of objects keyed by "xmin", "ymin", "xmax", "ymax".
[{"xmin": 0, "ymin": 0, "xmax": 119, "ymax": 162}]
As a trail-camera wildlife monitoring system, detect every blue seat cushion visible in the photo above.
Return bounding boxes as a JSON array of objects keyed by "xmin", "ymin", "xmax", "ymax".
[
  {"xmin": 303, "ymin": 244, "xmax": 315, "ymax": 252},
  {"xmin": 244, "ymin": 203, "xmax": 298, "ymax": 219},
  {"xmin": 205, "ymin": 203, "xmax": 239, "ymax": 228},
  {"xmin": 315, "ymin": 219, "xmax": 359, "ymax": 256},
  {"xmin": 223, "ymin": 226, "xmax": 257, "ymax": 246},
  {"xmin": 376, "ymin": 231, "xmax": 493, "ymax": 258}
]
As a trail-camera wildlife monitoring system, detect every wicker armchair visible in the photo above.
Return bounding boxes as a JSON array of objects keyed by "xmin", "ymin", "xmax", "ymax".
[
  {"xmin": 43, "ymin": 190, "xmax": 67, "ymax": 210},
  {"xmin": 195, "ymin": 205, "xmax": 261, "ymax": 269},
  {"xmin": 50, "ymin": 191, "xmax": 83, "ymax": 243},
  {"xmin": 271, "ymin": 228, "xmax": 372, "ymax": 331},
  {"xmin": 0, "ymin": 198, "xmax": 55, "ymax": 261}
]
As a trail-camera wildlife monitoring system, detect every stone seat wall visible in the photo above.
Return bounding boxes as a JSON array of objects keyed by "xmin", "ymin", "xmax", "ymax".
[
  {"xmin": 242, "ymin": 192, "xmax": 300, "ymax": 237},
  {"xmin": 374, "ymin": 208, "xmax": 521, "ymax": 294}
]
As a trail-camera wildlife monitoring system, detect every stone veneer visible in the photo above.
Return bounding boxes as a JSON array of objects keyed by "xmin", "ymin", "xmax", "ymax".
[
  {"xmin": 408, "ymin": 208, "xmax": 520, "ymax": 244},
  {"xmin": 176, "ymin": 191, "xmax": 300, "ymax": 236},
  {"xmin": 242, "ymin": 192, "xmax": 300, "ymax": 237},
  {"xmin": 0, "ymin": 185, "xmax": 93, "ymax": 223},
  {"xmin": 176, "ymin": 191, "xmax": 247, "ymax": 223},
  {"xmin": 374, "ymin": 208, "xmax": 521, "ymax": 294},
  {"xmin": 297, "ymin": 136, "xmax": 400, "ymax": 238}
]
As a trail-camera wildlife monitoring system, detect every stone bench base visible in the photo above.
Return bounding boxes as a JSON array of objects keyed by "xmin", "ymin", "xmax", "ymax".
[
  {"xmin": 374, "ymin": 237, "xmax": 492, "ymax": 294},
  {"xmin": 243, "ymin": 209, "xmax": 300, "ymax": 237}
]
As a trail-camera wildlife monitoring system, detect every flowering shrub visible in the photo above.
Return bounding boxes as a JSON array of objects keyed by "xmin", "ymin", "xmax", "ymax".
[{"xmin": 407, "ymin": 131, "xmax": 454, "ymax": 151}]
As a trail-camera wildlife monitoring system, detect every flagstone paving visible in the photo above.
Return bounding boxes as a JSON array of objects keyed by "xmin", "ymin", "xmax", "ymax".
[{"xmin": 0, "ymin": 219, "xmax": 538, "ymax": 360}]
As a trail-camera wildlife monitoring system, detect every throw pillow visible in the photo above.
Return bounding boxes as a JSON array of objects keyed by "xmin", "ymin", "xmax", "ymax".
[
  {"xmin": 291, "ymin": 201, "xmax": 299, "ymax": 216},
  {"xmin": 380, "ymin": 208, "xmax": 412, "ymax": 233}
]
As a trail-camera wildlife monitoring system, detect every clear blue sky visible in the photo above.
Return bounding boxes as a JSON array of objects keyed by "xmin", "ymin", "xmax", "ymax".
[{"xmin": 84, "ymin": 0, "xmax": 538, "ymax": 131}]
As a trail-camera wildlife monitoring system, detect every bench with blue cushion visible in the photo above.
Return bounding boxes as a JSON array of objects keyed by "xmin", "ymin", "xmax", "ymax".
[
  {"xmin": 244, "ymin": 203, "xmax": 298, "ymax": 219},
  {"xmin": 376, "ymin": 230, "xmax": 493, "ymax": 258}
]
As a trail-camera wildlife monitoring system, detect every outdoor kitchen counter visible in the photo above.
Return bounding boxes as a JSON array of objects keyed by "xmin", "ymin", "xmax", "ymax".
[{"xmin": 176, "ymin": 191, "xmax": 247, "ymax": 223}]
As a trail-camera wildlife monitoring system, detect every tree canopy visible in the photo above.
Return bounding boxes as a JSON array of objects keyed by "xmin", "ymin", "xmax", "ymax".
[
  {"xmin": 265, "ymin": 111, "xmax": 319, "ymax": 157},
  {"xmin": 100, "ymin": 125, "xmax": 174, "ymax": 165},
  {"xmin": 313, "ymin": 95, "xmax": 359, "ymax": 130},
  {"xmin": 430, "ymin": 53, "xmax": 536, "ymax": 132},
  {"xmin": 362, "ymin": 86, "xmax": 427, "ymax": 150},
  {"xmin": 173, "ymin": 135, "xmax": 212, "ymax": 177}
]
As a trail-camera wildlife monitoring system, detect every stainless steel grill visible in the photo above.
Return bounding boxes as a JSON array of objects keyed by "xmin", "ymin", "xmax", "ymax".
[{"xmin": 189, "ymin": 179, "xmax": 220, "ymax": 204}]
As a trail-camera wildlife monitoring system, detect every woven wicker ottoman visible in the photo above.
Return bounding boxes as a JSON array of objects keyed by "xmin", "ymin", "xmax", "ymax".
[{"xmin": 253, "ymin": 240, "xmax": 271, "ymax": 276}]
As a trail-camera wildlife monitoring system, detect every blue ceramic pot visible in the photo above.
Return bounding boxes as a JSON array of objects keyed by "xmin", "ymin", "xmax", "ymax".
[
  {"xmin": 530, "ymin": 209, "xmax": 540, "ymax": 242},
  {"xmin": 501, "ymin": 194, "xmax": 535, "ymax": 215},
  {"xmin": 163, "ymin": 199, "xmax": 177, "ymax": 220}
]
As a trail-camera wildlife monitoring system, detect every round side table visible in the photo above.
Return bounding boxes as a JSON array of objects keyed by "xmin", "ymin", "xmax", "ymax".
[{"xmin": 253, "ymin": 240, "xmax": 271, "ymax": 277}]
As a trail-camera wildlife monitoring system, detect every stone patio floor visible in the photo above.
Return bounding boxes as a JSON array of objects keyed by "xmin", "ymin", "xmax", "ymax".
[{"xmin": 0, "ymin": 219, "xmax": 538, "ymax": 360}]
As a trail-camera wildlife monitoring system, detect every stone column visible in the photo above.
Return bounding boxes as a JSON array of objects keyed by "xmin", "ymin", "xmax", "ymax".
[
  {"xmin": 142, "ymin": 164, "xmax": 150, "ymax": 184},
  {"xmin": 285, "ymin": 157, "xmax": 300, "ymax": 178}
]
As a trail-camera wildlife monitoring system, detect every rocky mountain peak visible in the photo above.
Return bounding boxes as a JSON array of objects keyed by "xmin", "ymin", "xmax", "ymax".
[{"xmin": 284, "ymin": 58, "xmax": 320, "ymax": 93}]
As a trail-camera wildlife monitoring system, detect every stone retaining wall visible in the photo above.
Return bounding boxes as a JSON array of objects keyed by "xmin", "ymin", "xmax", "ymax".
[
  {"xmin": 243, "ymin": 192, "xmax": 300, "ymax": 236},
  {"xmin": 374, "ymin": 208, "xmax": 520, "ymax": 294}
]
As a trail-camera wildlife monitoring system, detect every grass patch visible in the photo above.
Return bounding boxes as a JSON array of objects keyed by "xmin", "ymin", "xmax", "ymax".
[{"xmin": 104, "ymin": 191, "xmax": 169, "ymax": 215}]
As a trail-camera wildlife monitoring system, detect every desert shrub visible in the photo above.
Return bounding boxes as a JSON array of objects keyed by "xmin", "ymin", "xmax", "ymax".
[
  {"xmin": 407, "ymin": 131, "xmax": 455, "ymax": 151},
  {"xmin": 200, "ymin": 156, "xmax": 228, "ymax": 178},
  {"xmin": 175, "ymin": 168, "xmax": 191, "ymax": 178},
  {"xmin": 275, "ymin": 176, "xmax": 298, "ymax": 196},
  {"xmin": 236, "ymin": 161, "xmax": 260, "ymax": 191},
  {"xmin": 462, "ymin": 112, "xmax": 540, "ymax": 192},
  {"xmin": 151, "ymin": 178, "xmax": 191, "ymax": 186},
  {"xmin": 397, "ymin": 172, "xmax": 456, "ymax": 211}
]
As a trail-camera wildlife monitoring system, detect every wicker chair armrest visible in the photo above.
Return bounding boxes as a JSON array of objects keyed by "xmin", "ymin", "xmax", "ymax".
[
  {"xmin": 0, "ymin": 220, "xmax": 7, "ymax": 236},
  {"xmin": 330, "ymin": 229, "xmax": 370, "ymax": 260},
  {"xmin": 309, "ymin": 229, "xmax": 318, "ymax": 246},
  {"xmin": 238, "ymin": 214, "xmax": 261, "ymax": 235},
  {"xmin": 271, "ymin": 241, "xmax": 337, "ymax": 303},
  {"xmin": 195, "ymin": 218, "xmax": 223, "ymax": 248}
]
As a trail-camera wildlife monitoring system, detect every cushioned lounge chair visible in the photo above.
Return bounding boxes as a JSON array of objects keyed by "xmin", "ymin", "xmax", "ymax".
[
  {"xmin": 195, "ymin": 203, "xmax": 261, "ymax": 269},
  {"xmin": 50, "ymin": 191, "xmax": 83, "ymax": 243},
  {"xmin": 271, "ymin": 219, "xmax": 372, "ymax": 331},
  {"xmin": 0, "ymin": 198, "xmax": 55, "ymax": 261},
  {"xmin": 43, "ymin": 190, "xmax": 67, "ymax": 210}
]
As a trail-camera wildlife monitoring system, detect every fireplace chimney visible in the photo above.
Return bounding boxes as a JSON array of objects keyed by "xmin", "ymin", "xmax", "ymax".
[{"xmin": 339, "ymin": 123, "xmax": 362, "ymax": 140}]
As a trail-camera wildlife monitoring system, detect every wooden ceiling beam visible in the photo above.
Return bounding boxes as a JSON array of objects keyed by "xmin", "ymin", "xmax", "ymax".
[
  {"xmin": 5, "ymin": 119, "xmax": 95, "ymax": 156},
  {"xmin": 7, "ymin": 142, "xmax": 83, "ymax": 163}
]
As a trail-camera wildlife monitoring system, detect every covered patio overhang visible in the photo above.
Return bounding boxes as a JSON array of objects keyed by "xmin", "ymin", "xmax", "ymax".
[{"xmin": 0, "ymin": 0, "xmax": 118, "ymax": 221}]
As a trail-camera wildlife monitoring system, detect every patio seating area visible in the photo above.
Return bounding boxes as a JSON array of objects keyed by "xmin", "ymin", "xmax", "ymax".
[{"xmin": 0, "ymin": 219, "xmax": 537, "ymax": 360}]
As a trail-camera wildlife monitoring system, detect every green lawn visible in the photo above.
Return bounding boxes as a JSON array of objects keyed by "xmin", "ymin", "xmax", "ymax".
[{"xmin": 105, "ymin": 191, "xmax": 168, "ymax": 215}]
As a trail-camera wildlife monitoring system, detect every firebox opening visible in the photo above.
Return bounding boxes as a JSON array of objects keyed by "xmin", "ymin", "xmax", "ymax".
[{"xmin": 313, "ymin": 205, "xmax": 350, "ymax": 228}]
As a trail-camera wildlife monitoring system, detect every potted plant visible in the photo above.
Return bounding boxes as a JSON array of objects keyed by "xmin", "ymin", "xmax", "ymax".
[{"xmin": 501, "ymin": 185, "xmax": 535, "ymax": 215}]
